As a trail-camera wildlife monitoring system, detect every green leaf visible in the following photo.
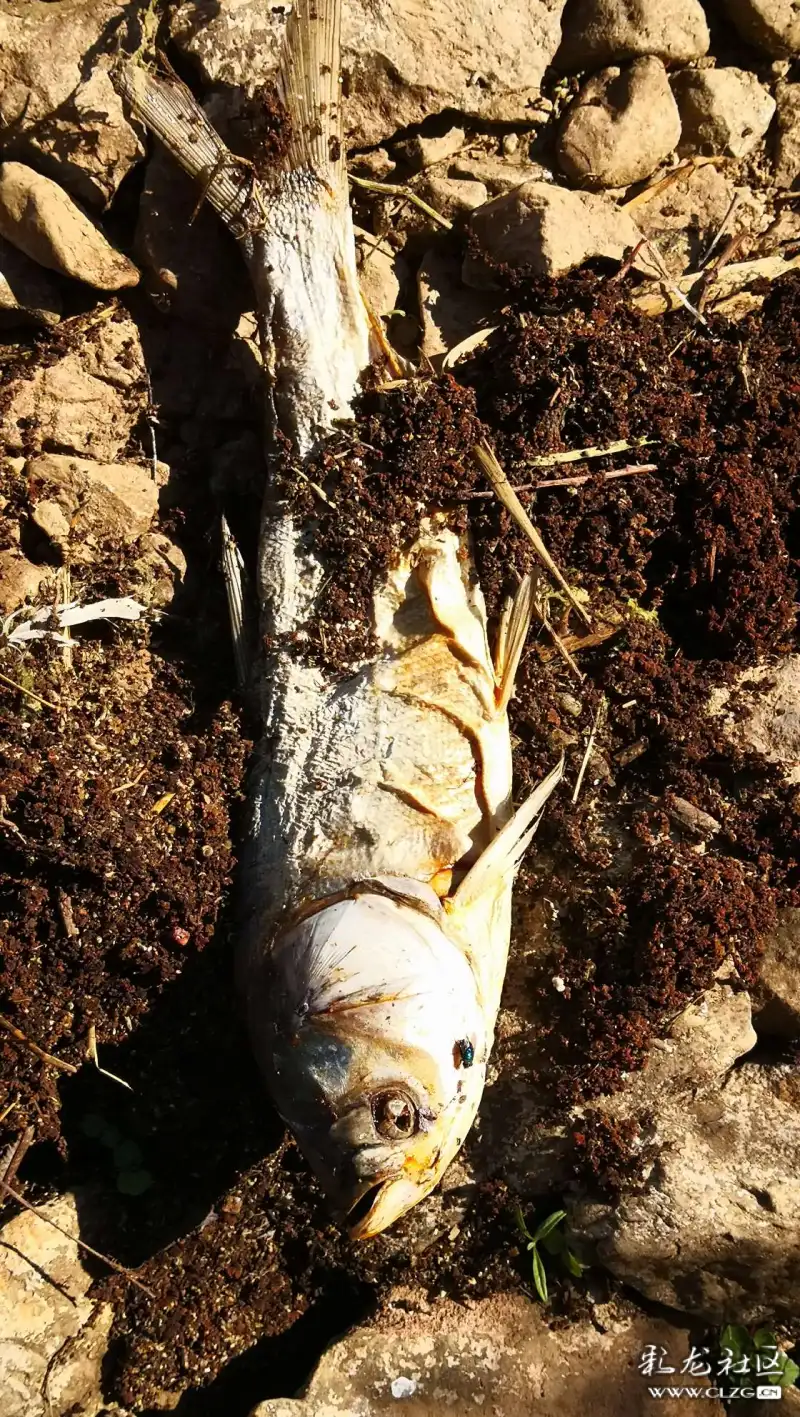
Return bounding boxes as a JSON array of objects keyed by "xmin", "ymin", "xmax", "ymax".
[
  {"xmin": 753, "ymin": 1328, "xmax": 778, "ymax": 1350},
  {"xmin": 720, "ymin": 1325, "xmax": 751, "ymax": 1360},
  {"xmin": 563, "ymin": 1248, "xmax": 585, "ymax": 1278},
  {"xmin": 513, "ymin": 1204, "xmax": 533, "ymax": 1243},
  {"xmin": 541, "ymin": 1229, "xmax": 565, "ymax": 1257},
  {"xmin": 779, "ymin": 1358, "xmax": 799, "ymax": 1389},
  {"xmin": 532, "ymin": 1245, "xmax": 548, "ymax": 1303},
  {"xmin": 533, "ymin": 1210, "xmax": 567, "ymax": 1244},
  {"xmin": 117, "ymin": 1168, "xmax": 154, "ymax": 1196}
]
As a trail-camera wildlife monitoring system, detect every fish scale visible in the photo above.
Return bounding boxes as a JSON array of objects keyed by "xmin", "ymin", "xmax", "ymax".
[{"xmin": 116, "ymin": 0, "xmax": 562, "ymax": 1239}]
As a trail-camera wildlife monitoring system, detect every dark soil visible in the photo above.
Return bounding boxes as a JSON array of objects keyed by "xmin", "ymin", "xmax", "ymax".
[{"xmin": 2, "ymin": 258, "xmax": 800, "ymax": 1410}]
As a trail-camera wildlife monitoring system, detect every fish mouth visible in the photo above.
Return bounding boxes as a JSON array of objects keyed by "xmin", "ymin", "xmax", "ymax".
[{"xmin": 346, "ymin": 1182, "xmax": 385, "ymax": 1239}]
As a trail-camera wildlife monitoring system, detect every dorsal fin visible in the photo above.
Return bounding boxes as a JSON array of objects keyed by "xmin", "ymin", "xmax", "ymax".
[{"xmin": 278, "ymin": 0, "xmax": 346, "ymax": 190}]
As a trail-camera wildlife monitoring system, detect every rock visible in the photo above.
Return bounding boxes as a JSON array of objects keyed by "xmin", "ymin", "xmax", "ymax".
[
  {"xmin": 27, "ymin": 453, "xmax": 158, "ymax": 558},
  {"xmin": 1, "ymin": 313, "xmax": 145, "ymax": 463},
  {"xmin": 558, "ymin": 57, "xmax": 681, "ymax": 189},
  {"xmin": 131, "ymin": 532, "xmax": 188, "ymax": 610},
  {"xmin": 394, "ymin": 126, "xmax": 466, "ymax": 173},
  {"xmin": 567, "ymin": 985, "xmax": 800, "ymax": 1323},
  {"xmin": 0, "ymin": 163, "xmax": 139, "ymax": 292},
  {"xmin": 634, "ymin": 163, "xmax": 737, "ymax": 274},
  {"xmin": 672, "ymin": 69, "xmax": 777, "ymax": 160},
  {"xmin": 774, "ymin": 84, "xmax": 800, "ymax": 187},
  {"xmin": 571, "ymin": 1051, "xmax": 800, "ymax": 1323},
  {"xmin": 0, "ymin": 1192, "xmax": 114, "ymax": 1417},
  {"xmin": 0, "ymin": 234, "xmax": 61, "ymax": 326},
  {"xmin": 417, "ymin": 175, "xmax": 489, "ymax": 220},
  {"xmin": 0, "ymin": 548, "xmax": 50, "ymax": 615},
  {"xmin": 752, "ymin": 909, "xmax": 800, "ymax": 1036},
  {"xmin": 556, "ymin": 0, "xmax": 710, "ymax": 71},
  {"xmin": 355, "ymin": 230, "xmax": 403, "ymax": 321},
  {"xmin": 417, "ymin": 248, "xmax": 499, "ymax": 361},
  {"xmin": 450, "ymin": 152, "xmax": 552, "ymax": 195},
  {"xmin": 720, "ymin": 0, "xmax": 800, "ymax": 56},
  {"xmin": 251, "ymin": 1292, "xmax": 724, "ymax": 1416},
  {"xmin": 0, "ymin": 0, "xmax": 143, "ymax": 207},
  {"xmin": 135, "ymin": 147, "xmax": 250, "ymax": 329},
  {"xmin": 709, "ymin": 657, "xmax": 800, "ymax": 784},
  {"xmin": 467, "ymin": 181, "xmax": 648, "ymax": 283},
  {"xmin": 171, "ymin": 0, "xmax": 570, "ymax": 147}
]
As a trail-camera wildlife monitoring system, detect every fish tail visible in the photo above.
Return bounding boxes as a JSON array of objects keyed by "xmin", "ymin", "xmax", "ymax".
[{"xmin": 279, "ymin": 0, "xmax": 347, "ymax": 189}]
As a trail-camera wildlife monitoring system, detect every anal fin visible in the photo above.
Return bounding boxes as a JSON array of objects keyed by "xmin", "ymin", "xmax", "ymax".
[
  {"xmin": 495, "ymin": 574, "xmax": 535, "ymax": 714},
  {"xmin": 448, "ymin": 756, "xmax": 565, "ymax": 911}
]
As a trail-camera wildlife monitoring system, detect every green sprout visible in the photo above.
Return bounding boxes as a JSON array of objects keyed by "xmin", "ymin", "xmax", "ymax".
[
  {"xmin": 513, "ymin": 1205, "xmax": 585, "ymax": 1303},
  {"xmin": 719, "ymin": 1325, "xmax": 799, "ymax": 1392}
]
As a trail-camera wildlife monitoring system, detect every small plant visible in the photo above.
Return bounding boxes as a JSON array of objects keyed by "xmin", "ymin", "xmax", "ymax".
[
  {"xmin": 718, "ymin": 1325, "xmax": 799, "ymax": 1391},
  {"xmin": 513, "ymin": 1205, "xmax": 585, "ymax": 1303}
]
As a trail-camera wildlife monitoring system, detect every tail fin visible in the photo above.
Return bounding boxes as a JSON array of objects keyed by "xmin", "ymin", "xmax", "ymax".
[{"xmin": 279, "ymin": 0, "xmax": 346, "ymax": 191}]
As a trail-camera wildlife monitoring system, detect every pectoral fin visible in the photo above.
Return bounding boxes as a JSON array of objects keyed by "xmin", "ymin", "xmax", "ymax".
[{"xmin": 448, "ymin": 757, "xmax": 565, "ymax": 911}]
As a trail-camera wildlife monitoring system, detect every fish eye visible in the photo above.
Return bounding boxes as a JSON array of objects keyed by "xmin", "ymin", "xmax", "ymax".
[{"xmin": 371, "ymin": 1088, "xmax": 419, "ymax": 1140}]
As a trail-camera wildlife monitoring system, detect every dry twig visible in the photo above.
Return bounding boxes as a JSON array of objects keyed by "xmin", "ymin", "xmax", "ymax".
[
  {"xmin": 0, "ymin": 1179, "xmax": 155, "ymax": 1297},
  {"xmin": 0, "ymin": 1013, "xmax": 78, "ymax": 1076}
]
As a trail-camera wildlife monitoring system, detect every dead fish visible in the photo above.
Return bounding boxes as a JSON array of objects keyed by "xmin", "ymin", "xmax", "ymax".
[{"xmin": 116, "ymin": 0, "xmax": 563, "ymax": 1239}]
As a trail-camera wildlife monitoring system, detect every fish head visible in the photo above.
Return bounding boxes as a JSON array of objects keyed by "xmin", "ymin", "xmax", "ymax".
[{"xmin": 253, "ymin": 880, "xmax": 488, "ymax": 1239}]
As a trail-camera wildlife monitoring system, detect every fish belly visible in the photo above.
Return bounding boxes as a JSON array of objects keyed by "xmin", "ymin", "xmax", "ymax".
[{"xmin": 243, "ymin": 524, "xmax": 513, "ymax": 929}]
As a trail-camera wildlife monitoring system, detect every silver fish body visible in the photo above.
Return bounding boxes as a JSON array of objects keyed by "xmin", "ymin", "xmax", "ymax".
[{"xmin": 116, "ymin": 0, "xmax": 561, "ymax": 1238}]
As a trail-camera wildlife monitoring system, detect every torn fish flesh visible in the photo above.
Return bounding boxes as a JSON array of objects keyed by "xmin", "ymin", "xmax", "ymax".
[{"xmin": 116, "ymin": 0, "xmax": 563, "ymax": 1239}]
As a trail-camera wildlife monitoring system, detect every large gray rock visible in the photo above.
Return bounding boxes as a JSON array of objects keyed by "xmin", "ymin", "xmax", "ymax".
[
  {"xmin": 569, "ymin": 987, "xmax": 800, "ymax": 1322},
  {"xmin": 0, "ymin": 163, "xmax": 139, "ymax": 291},
  {"xmin": 0, "ymin": 234, "xmax": 61, "ymax": 326},
  {"xmin": 251, "ymin": 1293, "xmax": 724, "ymax": 1417},
  {"xmin": 672, "ymin": 68, "xmax": 777, "ymax": 159},
  {"xmin": 0, "ymin": 0, "xmax": 143, "ymax": 207},
  {"xmin": 720, "ymin": 0, "xmax": 800, "ymax": 55},
  {"xmin": 171, "ymin": 0, "xmax": 570, "ymax": 147},
  {"xmin": 0, "ymin": 313, "xmax": 146, "ymax": 462},
  {"xmin": 468, "ymin": 180, "xmax": 647, "ymax": 282},
  {"xmin": 0, "ymin": 1193, "xmax": 115, "ymax": 1417},
  {"xmin": 557, "ymin": 0, "xmax": 710, "ymax": 71},
  {"xmin": 774, "ymin": 84, "xmax": 800, "ymax": 187},
  {"xmin": 558, "ymin": 57, "xmax": 681, "ymax": 188}
]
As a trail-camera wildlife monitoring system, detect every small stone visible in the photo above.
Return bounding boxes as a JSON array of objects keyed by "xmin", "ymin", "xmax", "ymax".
[
  {"xmin": 775, "ymin": 84, "xmax": 800, "ymax": 187},
  {"xmin": 417, "ymin": 175, "xmax": 489, "ymax": 220},
  {"xmin": 450, "ymin": 153, "xmax": 552, "ymax": 195},
  {"xmin": 753, "ymin": 908, "xmax": 800, "ymax": 1036},
  {"xmin": 355, "ymin": 230, "xmax": 402, "ymax": 321},
  {"xmin": 27, "ymin": 453, "xmax": 158, "ymax": 555},
  {"xmin": 0, "ymin": 0, "xmax": 144, "ymax": 206},
  {"xmin": 719, "ymin": 0, "xmax": 800, "ymax": 56},
  {"xmin": 0, "ymin": 163, "xmax": 139, "ymax": 291},
  {"xmin": 417, "ymin": 248, "xmax": 500, "ymax": 360},
  {"xmin": 634, "ymin": 162, "xmax": 737, "ymax": 274},
  {"xmin": 0, "ymin": 234, "xmax": 61, "ymax": 326},
  {"xmin": 558, "ymin": 57, "xmax": 681, "ymax": 189},
  {"xmin": 556, "ymin": 0, "xmax": 710, "ymax": 71},
  {"xmin": 0, "ymin": 313, "xmax": 145, "ymax": 461},
  {"xmin": 351, "ymin": 148, "xmax": 396, "ymax": 180},
  {"xmin": 395, "ymin": 126, "xmax": 466, "ymax": 172},
  {"xmin": 468, "ymin": 181, "xmax": 647, "ymax": 283},
  {"xmin": 672, "ymin": 68, "xmax": 776, "ymax": 159},
  {"xmin": 666, "ymin": 795, "xmax": 721, "ymax": 838},
  {"xmin": 0, "ymin": 548, "xmax": 49, "ymax": 614}
]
